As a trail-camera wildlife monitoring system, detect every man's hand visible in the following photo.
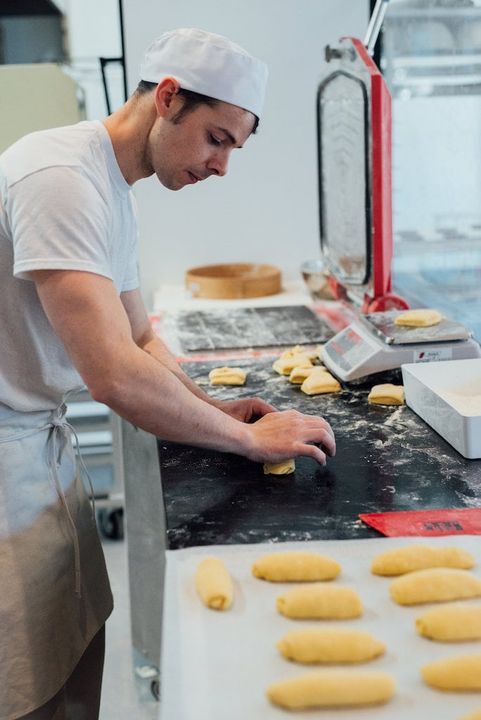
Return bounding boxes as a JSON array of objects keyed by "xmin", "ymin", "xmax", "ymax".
[
  {"xmin": 243, "ymin": 409, "xmax": 336, "ymax": 466},
  {"xmin": 214, "ymin": 397, "xmax": 277, "ymax": 423}
]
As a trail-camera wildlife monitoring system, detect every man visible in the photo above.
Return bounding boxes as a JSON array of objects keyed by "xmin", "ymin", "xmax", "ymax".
[{"xmin": 0, "ymin": 28, "xmax": 335, "ymax": 719}]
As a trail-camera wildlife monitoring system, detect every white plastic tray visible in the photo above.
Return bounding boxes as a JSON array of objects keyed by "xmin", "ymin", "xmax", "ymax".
[
  {"xmin": 402, "ymin": 358, "xmax": 481, "ymax": 459},
  {"xmin": 159, "ymin": 536, "xmax": 481, "ymax": 720}
]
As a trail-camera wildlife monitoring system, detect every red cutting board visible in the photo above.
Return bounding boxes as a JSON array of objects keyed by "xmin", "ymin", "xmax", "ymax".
[{"xmin": 360, "ymin": 508, "xmax": 481, "ymax": 536}]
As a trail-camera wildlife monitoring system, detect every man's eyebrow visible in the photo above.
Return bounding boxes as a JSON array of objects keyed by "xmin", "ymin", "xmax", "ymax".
[{"xmin": 216, "ymin": 127, "xmax": 244, "ymax": 149}]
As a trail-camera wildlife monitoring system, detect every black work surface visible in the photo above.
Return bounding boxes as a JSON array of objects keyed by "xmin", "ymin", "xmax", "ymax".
[
  {"xmin": 174, "ymin": 305, "xmax": 334, "ymax": 351},
  {"xmin": 158, "ymin": 357, "xmax": 481, "ymax": 549}
]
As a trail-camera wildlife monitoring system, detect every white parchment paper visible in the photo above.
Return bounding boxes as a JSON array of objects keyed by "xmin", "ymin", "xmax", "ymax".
[{"xmin": 159, "ymin": 535, "xmax": 481, "ymax": 720}]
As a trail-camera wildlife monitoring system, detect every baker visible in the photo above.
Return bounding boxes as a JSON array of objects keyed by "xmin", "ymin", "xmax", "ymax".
[{"xmin": 0, "ymin": 28, "xmax": 335, "ymax": 718}]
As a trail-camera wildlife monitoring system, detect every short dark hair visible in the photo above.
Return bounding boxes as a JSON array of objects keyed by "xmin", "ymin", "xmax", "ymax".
[{"xmin": 134, "ymin": 81, "xmax": 259, "ymax": 133}]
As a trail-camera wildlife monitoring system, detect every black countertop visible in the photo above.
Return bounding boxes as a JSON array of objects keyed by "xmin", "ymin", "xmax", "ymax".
[{"xmin": 158, "ymin": 357, "xmax": 481, "ymax": 549}]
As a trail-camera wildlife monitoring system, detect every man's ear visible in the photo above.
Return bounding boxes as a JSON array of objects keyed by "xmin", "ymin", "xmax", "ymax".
[{"xmin": 154, "ymin": 77, "xmax": 181, "ymax": 117}]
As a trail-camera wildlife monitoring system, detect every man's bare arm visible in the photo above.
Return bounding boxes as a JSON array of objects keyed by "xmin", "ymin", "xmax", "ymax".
[{"xmin": 32, "ymin": 270, "xmax": 335, "ymax": 464}]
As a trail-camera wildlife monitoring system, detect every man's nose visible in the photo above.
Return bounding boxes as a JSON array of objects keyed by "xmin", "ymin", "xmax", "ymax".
[{"xmin": 208, "ymin": 150, "xmax": 229, "ymax": 177}]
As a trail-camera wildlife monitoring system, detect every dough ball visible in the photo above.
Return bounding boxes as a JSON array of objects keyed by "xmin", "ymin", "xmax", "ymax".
[
  {"xmin": 277, "ymin": 584, "xmax": 362, "ymax": 619},
  {"xmin": 368, "ymin": 383, "xmax": 404, "ymax": 406},
  {"xmin": 289, "ymin": 365, "xmax": 321, "ymax": 384},
  {"xmin": 301, "ymin": 368, "xmax": 341, "ymax": 395},
  {"xmin": 195, "ymin": 557, "xmax": 233, "ymax": 610},
  {"xmin": 421, "ymin": 653, "xmax": 481, "ymax": 691},
  {"xmin": 252, "ymin": 551, "xmax": 341, "ymax": 582},
  {"xmin": 208, "ymin": 366, "xmax": 246, "ymax": 386},
  {"xmin": 390, "ymin": 568, "xmax": 481, "ymax": 606},
  {"xmin": 273, "ymin": 354, "xmax": 312, "ymax": 376},
  {"xmin": 416, "ymin": 602, "xmax": 481, "ymax": 642},
  {"xmin": 277, "ymin": 627, "xmax": 385, "ymax": 664},
  {"xmin": 266, "ymin": 670, "xmax": 395, "ymax": 709},
  {"xmin": 371, "ymin": 544, "xmax": 475, "ymax": 576},
  {"xmin": 263, "ymin": 460, "xmax": 296, "ymax": 476},
  {"xmin": 394, "ymin": 308, "xmax": 442, "ymax": 327}
]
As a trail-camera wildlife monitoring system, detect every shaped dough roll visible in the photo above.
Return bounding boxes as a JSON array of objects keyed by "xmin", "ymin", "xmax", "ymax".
[
  {"xmin": 367, "ymin": 384, "xmax": 405, "ymax": 406},
  {"xmin": 263, "ymin": 460, "xmax": 296, "ymax": 476},
  {"xmin": 195, "ymin": 558, "xmax": 233, "ymax": 610},
  {"xmin": 371, "ymin": 544, "xmax": 475, "ymax": 576},
  {"xmin": 416, "ymin": 603, "xmax": 481, "ymax": 642},
  {"xmin": 459, "ymin": 711, "xmax": 481, "ymax": 720},
  {"xmin": 277, "ymin": 628, "xmax": 385, "ymax": 664},
  {"xmin": 208, "ymin": 367, "xmax": 246, "ymax": 386},
  {"xmin": 266, "ymin": 670, "xmax": 395, "ymax": 709},
  {"xmin": 421, "ymin": 654, "xmax": 481, "ymax": 691},
  {"xmin": 273, "ymin": 355, "xmax": 312, "ymax": 376},
  {"xmin": 394, "ymin": 308, "xmax": 442, "ymax": 327},
  {"xmin": 289, "ymin": 366, "xmax": 320, "ymax": 384},
  {"xmin": 252, "ymin": 551, "xmax": 341, "ymax": 582},
  {"xmin": 301, "ymin": 368, "xmax": 341, "ymax": 395},
  {"xmin": 277, "ymin": 584, "xmax": 362, "ymax": 619},
  {"xmin": 390, "ymin": 568, "xmax": 481, "ymax": 606}
]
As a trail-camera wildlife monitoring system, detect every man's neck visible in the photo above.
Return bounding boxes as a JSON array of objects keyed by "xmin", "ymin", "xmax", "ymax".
[{"xmin": 102, "ymin": 98, "xmax": 156, "ymax": 185}]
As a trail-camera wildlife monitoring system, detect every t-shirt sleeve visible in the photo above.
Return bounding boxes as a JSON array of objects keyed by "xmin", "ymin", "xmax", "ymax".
[{"xmin": 9, "ymin": 166, "xmax": 114, "ymax": 281}]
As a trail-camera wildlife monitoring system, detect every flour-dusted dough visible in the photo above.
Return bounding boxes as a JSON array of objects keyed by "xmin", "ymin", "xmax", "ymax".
[
  {"xmin": 277, "ymin": 627, "xmax": 385, "ymax": 664},
  {"xmin": 421, "ymin": 653, "xmax": 481, "ymax": 691},
  {"xmin": 371, "ymin": 544, "xmax": 475, "ymax": 576},
  {"xmin": 195, "ymin": 557, "xmax": 233, "ymax": 610},
  {"xmin": 208, "ymin": 366, "xmax": 246, "ymax": 386},
  {"xmin": 416, "ymin": 603, "xmax": 481, "ymax": 642},
  {"xmin": 266, "ymin": 670, "xmax": 395, "ymax": 709},
  {"xmin": 394, "ymin": 308, "xmax": 442, "ymax": 327},
  {"xmin": 252, "ymin": 551, "xmax": 341, "ymax": 582},
  {"xmin": 368, "ymin": 383, "xmax": 405, "ymax": 406},
  {"xmin": 289, "ymin": 365, "xmax": 321, "ymax": 384},
  {"xmin": 390, "ymin": 568, "xmax": 481, "ymax": 606},
  {"xmin": 263, "ymin": 460, "xmax": 296, "ymax": 476},
  {"xmin": 273, "ymin": 354, "xmax": 313, "ymax": 376},
  {"xmin": 301, "ymin": 368, "xmax": 341, "ymax": 395},
  {"xmin": 277, "ymin": 584, "xmax": 362, "ymax": 619}
]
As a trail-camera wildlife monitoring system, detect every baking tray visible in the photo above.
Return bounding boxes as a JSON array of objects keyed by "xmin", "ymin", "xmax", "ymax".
[
  {"xmin": 159, "ymin": 535, "xmax": 481, "ymax": 720},
  {"xmin": 403, "ymin": 358, "xmax": 481, "ymax": 459}
]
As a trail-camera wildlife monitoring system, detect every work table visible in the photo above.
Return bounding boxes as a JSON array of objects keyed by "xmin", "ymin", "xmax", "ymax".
[{"xmin": 159, "ymin": 356, "xmax": 481, "ymax": 549}]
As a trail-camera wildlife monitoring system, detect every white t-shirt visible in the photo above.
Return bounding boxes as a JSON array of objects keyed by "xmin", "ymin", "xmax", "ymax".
[{"xmin": 0, "ymin": 120, "xmax": 139, "ymax": 412}]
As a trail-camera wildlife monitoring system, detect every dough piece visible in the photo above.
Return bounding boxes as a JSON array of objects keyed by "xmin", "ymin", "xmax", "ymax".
[
  {"xmin": 195, "ymin": 558, "xmax": 233, "ymax": 610},
  {"xmin": 301, "ymin": 368, "xmax": 341, "ymax": 395},
  {"xmin": 371, "ymin": 544, "xmax": 475, "ymax": 576},
  {"xmin": 266, "ymin": 670, "xmax": 395, "ymax": 709},
  {"xmin": 277, "ymin": 627, "xmax": 385, "ymax": 664},
  {"xmin": 390, "ymin": 568, "xmax": 481, "ymax": 606},
  {"xmin": 273, "ymin": 354, "xmax": 312, "ymax": 376},
  {"xmin": 416, "ymin": 602, "xmax": 481, "ymax": 642},
  {"xmin": 368, "ymin": 383, "xmax": 404, "ymax": 406},
  {"xmin": 289, "ymin": 365, "xmax": 321, "ymax": 384},
  {"xmin": 277, "ymin": 584, "xmax": 362, "ymax": 619},
  {"xmin": 394, "ymin": 308, "xmax": 442, "ymax": 327},
  {"xmin": 459, "ymin": 711, "xmax": 481, "ymax": 720},
  {"xmin": 252, "ymin": 551, "xmax": 341, "ymax": 582},
  {"xmin": 316, "ymin": 344, "xmax": 324, "ymax": 362},
  {"xmin": 281, "ymin": 345, "xmax": 319, "ymax": 362},
  {"xmin": 421, "ymin": 654, "xmax": 481, "ymax": 691},
  {"xmin": 263, "ymin": 460, "xmax": 296, "ymax": 476},
  {"xmin": 208, "ymin": 366, "xmax": 246, "ymax": 386}
]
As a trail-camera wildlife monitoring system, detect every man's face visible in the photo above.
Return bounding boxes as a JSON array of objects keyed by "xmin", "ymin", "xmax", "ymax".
[{"xmin": 148, "ymin": 99, "xmax": 256, "ymax": 191}]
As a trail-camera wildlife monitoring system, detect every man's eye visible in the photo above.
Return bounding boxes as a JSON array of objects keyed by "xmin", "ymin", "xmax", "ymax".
[{"xmin": 209, "ymin": 134, "xmax": 222, "ymax": 146}]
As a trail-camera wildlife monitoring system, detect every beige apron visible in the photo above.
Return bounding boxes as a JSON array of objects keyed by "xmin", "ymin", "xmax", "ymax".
[{"xmin": 0, "ymin": 404, "xmax": 113, "ymax": 720}]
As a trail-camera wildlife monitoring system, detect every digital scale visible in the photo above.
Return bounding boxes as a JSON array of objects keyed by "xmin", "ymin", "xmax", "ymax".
[
  {"xmin": 323, "ymin": 312, "xmax": 481, "ymax": 382},
  {"xmin": 315, "ymin": 9, "xmax": 481, "ymax": 382}
]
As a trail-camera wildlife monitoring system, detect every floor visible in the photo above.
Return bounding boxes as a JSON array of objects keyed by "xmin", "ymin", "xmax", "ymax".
[{"xmin": 100, "ymin": 538, "xmax": 158, "ymax": 720}]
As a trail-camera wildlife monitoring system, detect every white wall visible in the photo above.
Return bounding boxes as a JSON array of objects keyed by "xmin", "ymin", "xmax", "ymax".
[{"xmin": 122, "ymin": 0, "xmax": 369, "ymax": 308}]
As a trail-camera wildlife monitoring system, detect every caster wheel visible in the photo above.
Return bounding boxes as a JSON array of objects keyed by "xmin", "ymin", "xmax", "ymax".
[{"xmin": 97, "ymin": 507, "xmax": 124, "ymax": 540}]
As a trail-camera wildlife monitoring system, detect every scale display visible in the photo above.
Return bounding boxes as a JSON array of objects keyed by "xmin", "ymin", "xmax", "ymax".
[{"xmin": 323, "ymin": 320, "xmax": 481, "ymax": 382}]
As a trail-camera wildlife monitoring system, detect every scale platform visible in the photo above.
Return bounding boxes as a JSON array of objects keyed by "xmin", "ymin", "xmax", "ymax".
[{"xmin": 323, "ymin": 311, "xmax": 481, "ymax": 382}]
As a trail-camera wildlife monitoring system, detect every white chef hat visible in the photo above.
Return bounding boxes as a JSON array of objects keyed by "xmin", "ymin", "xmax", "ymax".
[{"xmin": 139, "ymin": 28, "xmax": 268, "ymax": 118}]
